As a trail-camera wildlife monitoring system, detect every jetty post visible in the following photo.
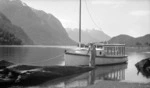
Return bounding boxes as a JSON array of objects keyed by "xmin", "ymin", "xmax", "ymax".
[{"xmin": 88, "ymin": 43, "xmax": 96, "ymax": 67}]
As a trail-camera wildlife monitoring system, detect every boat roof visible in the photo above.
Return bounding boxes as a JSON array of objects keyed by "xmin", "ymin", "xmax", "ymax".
[{"xmin": 94, "ymin": 43, "xmax": 125, "ymax": 46}]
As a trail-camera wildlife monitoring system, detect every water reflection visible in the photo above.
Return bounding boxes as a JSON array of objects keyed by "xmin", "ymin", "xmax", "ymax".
[
  {"xmin": 0, "ymin": 46, "xmax": 150, "ymax": 86},
  {"xmin": 124, "ymin": 51, "xmax": 150, "ymax": 83},
  {"xmin": 0, "ymin": 46, "xmax": 65, "ymax": 66},
  {"xmin": 0, "ymin": 47, "xmax": 28, "ymax": 63},
  {"xmin": 37, "ymin": 64, "xmax": 127, "ymax": 88}
]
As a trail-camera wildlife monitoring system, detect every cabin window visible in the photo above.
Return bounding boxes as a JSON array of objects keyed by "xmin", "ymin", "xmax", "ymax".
[
  {"xmin": 97, "ymin": 46, "xmax": 103, "ymax": 49},
  {"xmin": 99, "ymin": 52, "xmax": 102, "ymax": 55}
]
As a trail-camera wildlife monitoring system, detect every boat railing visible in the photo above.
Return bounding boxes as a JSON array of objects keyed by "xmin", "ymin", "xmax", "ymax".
[{"xmin": 103, "ymin": 45, "xmax": 126, "ymax": 56}]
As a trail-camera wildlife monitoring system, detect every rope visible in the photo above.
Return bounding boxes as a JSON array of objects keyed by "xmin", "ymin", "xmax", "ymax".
[
  {"xmin": 26, "ymin": 54, "xmax": 64, "ymax": 64},
  {"xmin": 6, "ymin": 54, "xmax": 64, "ymax": 69},
  {"xmin": 85, "ymin": 0, "xmax": 102, "ymax": 30},
  {"xmin": 8, "ymin": 54, "xmax": 64, "ymax": 67}
]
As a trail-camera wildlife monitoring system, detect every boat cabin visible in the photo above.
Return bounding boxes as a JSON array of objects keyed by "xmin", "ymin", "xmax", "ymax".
[{"xmin": 95, "ymin": 43, "xmax": 126, "ymax": 57}]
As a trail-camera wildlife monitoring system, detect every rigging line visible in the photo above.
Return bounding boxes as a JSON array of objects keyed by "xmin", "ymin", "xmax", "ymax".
[
  {"xmin": 85, "ymin": 0, "xmax": 101, "ymax": 30},
  {"xmin": 6, "ymin": 54, "xmax": 64, "ymax": 69},
  {"xmin": 27, "ymin": 54, "xmax": 64, "ymax": 64},
  {"xmin": 11, "ymin": 54, "xmax": 64, "ymax": 65}
]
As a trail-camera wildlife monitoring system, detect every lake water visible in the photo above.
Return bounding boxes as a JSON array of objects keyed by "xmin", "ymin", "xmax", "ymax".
[{"xmin": 0, "ymin": 46, "xmax": 150, "ymax": 87}]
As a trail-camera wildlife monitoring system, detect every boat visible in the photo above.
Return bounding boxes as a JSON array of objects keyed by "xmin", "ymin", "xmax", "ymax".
[
  {"xmin": 64, "ymin": 0, "xmax": 128, "ymax": 66},
  {"xmin": 65, "ymin": 43, "xmax": 127, "ymax": 66}
]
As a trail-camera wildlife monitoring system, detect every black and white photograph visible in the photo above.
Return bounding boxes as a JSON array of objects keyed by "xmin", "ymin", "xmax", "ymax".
[{"xmin": 0, "ymin": 0, "xmax": 150, "ymax": 88}]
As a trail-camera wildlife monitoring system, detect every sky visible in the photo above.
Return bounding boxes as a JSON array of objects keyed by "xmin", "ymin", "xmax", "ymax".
[{"xmin": 21, "ymin": 0, "xmax": 150, "ymax": 37}]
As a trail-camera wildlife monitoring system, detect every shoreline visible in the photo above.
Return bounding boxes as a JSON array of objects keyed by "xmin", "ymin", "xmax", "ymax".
[{"xmin": 84, "ymin": 80, "xmax": 150, "ymax": 88}]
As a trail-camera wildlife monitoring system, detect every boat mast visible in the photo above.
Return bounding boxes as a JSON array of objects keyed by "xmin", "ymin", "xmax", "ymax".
[{"xmin": 79, "ymin": 0, "xmax": 81, "ymax": 47}]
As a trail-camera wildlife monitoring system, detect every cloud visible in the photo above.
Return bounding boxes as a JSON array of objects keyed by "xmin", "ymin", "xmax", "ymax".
[{"xmin": 130, "ymin": 10, "xmax": 150, "ymax": 16}]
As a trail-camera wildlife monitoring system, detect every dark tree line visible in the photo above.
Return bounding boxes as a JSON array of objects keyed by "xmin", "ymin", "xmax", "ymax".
[
  {"xmin": 136, "ymin": 42, "xmax": 150, "ymax": 47},
  {"xmin": 145, "ymin": 42, "xmax": 150, "ymax": 46},
  {"xmin": 0, "ymin": 28, "xmax": 22, "ymax": 45}
]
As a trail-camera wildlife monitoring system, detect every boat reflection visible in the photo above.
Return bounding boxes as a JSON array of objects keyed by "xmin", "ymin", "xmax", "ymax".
[{"xmin": 38, "ymin": 64, "xmax": 127, "ymax": 88}]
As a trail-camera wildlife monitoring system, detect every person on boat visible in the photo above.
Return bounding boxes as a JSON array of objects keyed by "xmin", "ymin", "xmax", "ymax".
[{"xmin": 87, "ymin": 43, "xmax": 96, "ymax": 67}]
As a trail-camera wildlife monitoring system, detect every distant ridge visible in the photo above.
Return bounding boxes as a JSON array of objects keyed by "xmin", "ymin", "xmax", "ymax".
[
  {"xmin": 66, "ymin": 28, "xmax": 111, "ymax": 43},
  {"xmin": 0, "ymin": 0, "xmax": 76, "ymax": 45},
  {"xmin": 108, "ymin": 34, "xmax": 150, "ymax": 46},
  {"xmin": 0, "ymin": 12, "xmax": 33, "ymax": 45}
]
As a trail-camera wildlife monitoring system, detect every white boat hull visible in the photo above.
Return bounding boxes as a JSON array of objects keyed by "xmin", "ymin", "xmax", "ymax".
[{"xmin": 65, "ymin": 53, "xmax": 127, "ymax": 66}]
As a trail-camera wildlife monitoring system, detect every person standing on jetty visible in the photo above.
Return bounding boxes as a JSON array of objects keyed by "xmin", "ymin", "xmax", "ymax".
[{"xmin": 87, "ymin": 43, "xmax": 96, "ymax": 67}]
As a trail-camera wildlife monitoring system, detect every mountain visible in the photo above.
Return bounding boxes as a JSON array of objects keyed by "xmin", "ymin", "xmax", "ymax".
[
  {"xmin": 0, "ymin": 12, "xmax": 33, "ymax": 45},
  {"xmin": 108, "ymin": 34, "xmax": 150, "ymax": 46},
  {"xmin": 0, "ymin": 0, "xmax": 76, "ymax": 45},
  {"xmin": 66, "ymin": 28, "xmax": 111, "ymax": 43},
  {"xmin": 108, "ymin": 34, "xmax": 134, "ymax": 45}
]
